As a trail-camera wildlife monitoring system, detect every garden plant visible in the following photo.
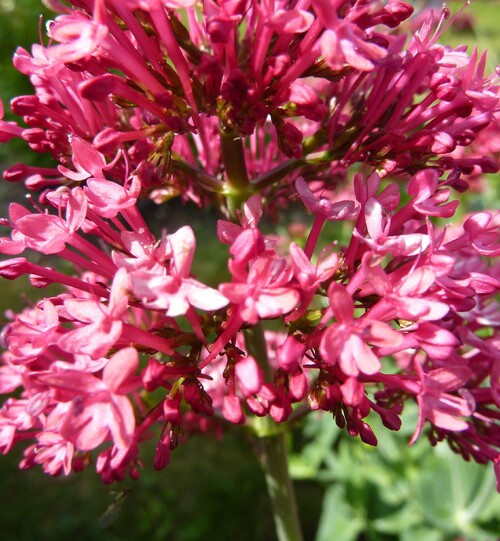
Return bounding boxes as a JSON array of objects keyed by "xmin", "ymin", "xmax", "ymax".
[{"xmin": 0, "ymin": 1, "xmax": 499, "ymax": 540}]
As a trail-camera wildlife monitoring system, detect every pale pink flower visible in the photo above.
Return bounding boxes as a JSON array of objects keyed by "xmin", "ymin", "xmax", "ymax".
[
  {"xmin": 130, "ymin": 226, "xmax": 229, "ymax": 316},
  {"xmin": 35, "ymin": 347, "xmax": 139, "ymax": 451},
  {"xmin": 12, "ymin": 188, "xmax": 87, "ymax": 254},
  {"xmin": 410, "ymin": 361, "xmax": 474, "ymax": 445},
  {"xmin": 1, "ymin": 300, "xmax": 59, "ymax": 364},
  {"xmin": 57, "ymin": 267, "xmax": 129, "ymax": 358}
]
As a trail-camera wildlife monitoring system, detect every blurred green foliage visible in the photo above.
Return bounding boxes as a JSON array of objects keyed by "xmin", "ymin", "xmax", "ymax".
[
  {"xmin": 0, "ymin": 0, "xmax": 50, "ymax": 108},
  {"xmin": 0, "ymin": 1, "xmax": 499, "ymax": 541},
  {"xmin": 291, "ymin": 409, "xmax": 500, "ymax": 541}
]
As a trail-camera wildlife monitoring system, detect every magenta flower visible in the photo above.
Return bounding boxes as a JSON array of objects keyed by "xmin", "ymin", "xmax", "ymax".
[
  {"xmin": 220, "ymin": 252, "xmax": 299, "ymax": 324},
  {"xmin": 0, "ymin": 0, "xmax": 498, "ymax": 508},
  {"xmin": 320, "ymin": 282, "xmax": 402, "ymax": 376}
]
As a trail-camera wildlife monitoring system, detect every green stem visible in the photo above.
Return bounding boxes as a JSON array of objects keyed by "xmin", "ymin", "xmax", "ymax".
[
  {"xmin": 219, "ymin": 126, "xmax": 253, "ymax": 219},
  {"xmin": 259, "ymin": 432, "xmax": 304, "ymax": 541},
  {"xmin": 220, "ymin": 126, "xmax": 250, "ymax": 191},
  {"xmin": 172, "ymin": 158, "xmax": 223, "ymax": 192},
  {"xmin": 219, "ymin": 124, "xmax": 253, "ymax": 216},
  {"xmin": 251, "ymin": 150, "xmax": 338, "ymax": 192},
  {"xmin": 244, "ymin": 322, "xmax": 273, "ymax": 381},
  {"xmin": 251, "ymin": 158, "xmax": 305, "ymax": 192},
  {"xmin": 244, "ymin": 324, "xmax": 304, "ymax": 541}
]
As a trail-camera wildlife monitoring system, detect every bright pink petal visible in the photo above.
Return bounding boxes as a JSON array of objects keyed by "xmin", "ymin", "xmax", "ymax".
[
  {"xmin": 107, "ymin": 395, "xmax": 136, "ymax": 450},
  {"xmin": 103, "ymin": 347, "xmax": 139, "ymax": 394},
  {"xmin": 58, "ymin": 320, "xmax": 122, "ymax": 358},
  {"xmin": 64, "ymin": 299, "xmax": 104, "ymax": 323},
  {"xmin": 327, "ymin": 282, "xmax": 353, "ymax": 324},
  {"xmin": 368, "ymin": 320, "xmax": 402, "ymax": 348},
  {"xmin": 235, "ymin": 355, "xmax": 263, "ymax": 397}
]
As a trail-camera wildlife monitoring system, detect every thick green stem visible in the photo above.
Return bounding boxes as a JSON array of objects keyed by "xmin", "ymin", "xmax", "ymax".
[
  {"xmin": 259, "ymin": 431, "xmax": 304, "ymax": 541},
  {"xmin": 244, "ymin": 324, "xmax": 304, "ymax": 541},
  {"xmin": 219, "ymin": 125, "xmax": 252, "ymax": 215},
  {"xmin": 220, "ymin": 126, "xmax": 250, "ymax": 191}
]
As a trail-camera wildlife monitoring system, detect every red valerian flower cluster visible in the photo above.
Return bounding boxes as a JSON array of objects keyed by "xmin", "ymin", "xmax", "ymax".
[{"xmin": 0, "ymin": 0, "xmax": 498, "ymax": 488}]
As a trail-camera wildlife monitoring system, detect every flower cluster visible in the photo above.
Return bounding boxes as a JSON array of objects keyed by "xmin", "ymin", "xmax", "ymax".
[{"xmin": 0, "ymin": 0, "xmax": 499, "ymax": 488}]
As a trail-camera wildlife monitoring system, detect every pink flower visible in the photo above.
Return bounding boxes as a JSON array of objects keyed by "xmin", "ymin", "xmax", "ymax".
[
  {"xmin": 407, "ymin": 169, "xmax": 459, "ymax": 218},
  {"xmin": 320, "ymin": 282, "xmax": 402, "ymax": 376},
  {"xmin": 234, "ymin": 355, "xmax": 264, "ymax": 397},
  {"xmin": 12, "ymin": 188, "xmax": 87, "ymax": 254},
  {"xmin": 35, "ymin": 347, "xmax": 139, "ymax": 451},
  {"xmin": 57, "ymin": 267, "xmax": 129, "ymax": 358},
  {"xmin": 130, "ymin": 226, "xmax": 229, "ymax": 316},
  {"xmin": 296, "ymin": 177, "xmax": 359, "ymax": 221},
  {"xmin": 0, "ymin": 99, "xmax": 23, "ymax": 142},
  {"xmin": 0, "ymin": 398, "xmax": 37, "ymax": 454},
  {"xmin": 29, "ymin": 432, "xmax": 75, "ymax": 476},
  {"xmin": 46, "ymin": 7, "xmax": 108, "ymax": 63},
  {"xmin": 220, "ymin": 254, "xmax": 299, "ymax": 324},
  {"xmin": 410, "ymin": 361, "xmax": 474, "ymax": 445},
  {"xmin": 289, "ymin": 243, "xmax": 338, "ymax": 292},
  {"xmin": 1, "ymin": 300, "xmax": 59, "ymax": 364},
  {"xmin": 58, "ymin": 136, "xmax": 119, "ymax": 181},
  {"xmin": 364, "ymin": 257, "xmax": 450, "ymax": 322},
  {"xmin": 276, "ymin": 335, "xmax": 306, "ymax": 373},
  {"xmin": 313, "ymin": 0, "xmax": 388, "ymax": 72},
  {"xmin": 268, "ymin": 8, "xmax": 314, "ymax": 35},
  {"xmin": 222, "ymin": 395, "xmax": 245, "ymax": 424},
  {"xmin": 84, "ymin": 176, "xmax": 141, "ymax": 218},
  {"xmin": 361, "ymin": 197, "xmax": 430, "ymax": 257},
  {"xmin": 0, "ymin": 0, "xmax": 498, "ymax": 487},
  {"xmin": 217, "ymin": 194, "xmax": 264, "ymax": 245}
]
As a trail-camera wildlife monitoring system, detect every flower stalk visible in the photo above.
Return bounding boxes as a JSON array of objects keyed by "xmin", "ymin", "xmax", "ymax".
[
  {"xmin": 245, "ymin": 322, "xmax": 304, "ymax": 541},
  {"xmin": 259, "ymin": 431, "xmax": 304, "ymax": 541}
]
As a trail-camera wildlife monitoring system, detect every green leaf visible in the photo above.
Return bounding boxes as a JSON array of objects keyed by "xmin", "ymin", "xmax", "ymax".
[
  {"xmin": 315, "ymin": 485, "xmax": 364, "ymax": 541},
  {"xmin": 371, "ymin": 503, "xmax": 422, "ymax": 534},
  {"xmin": 401, "ymin": 526, "xmax": 444, "ymax": 541}
]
